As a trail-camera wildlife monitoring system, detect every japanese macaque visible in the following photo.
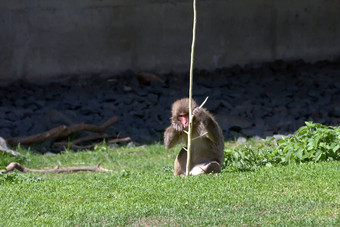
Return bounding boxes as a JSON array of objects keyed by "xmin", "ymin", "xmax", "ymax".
[{"xmin": 164, "ymin": 98, "xmax": 224, "ymax": 176}]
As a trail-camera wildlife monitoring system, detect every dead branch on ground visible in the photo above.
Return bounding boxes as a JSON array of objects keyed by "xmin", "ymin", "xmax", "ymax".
[
  {"xmin": 5, "ymin": 116, "xmax": 118, "ymax": 146},
  {"xmin": 108, "ymin": 137, "xmax": 132, "ymax": 144},
  {"xmin": 0, "ymin": 162, "xmax": 112, "ymax": 174}
]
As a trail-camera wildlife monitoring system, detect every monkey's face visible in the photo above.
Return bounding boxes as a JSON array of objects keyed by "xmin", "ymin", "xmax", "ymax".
[
  {"xmin": 171, "ymin": 98, "xmax": 198, "ymax": 130},
  {"xmin": 177, "ymin": 113, "xmax": 189, "ymax": 128}
]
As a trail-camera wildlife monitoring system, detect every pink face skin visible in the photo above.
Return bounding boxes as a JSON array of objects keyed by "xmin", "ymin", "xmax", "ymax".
[{"xmin": 178, "ymin": 113, "xmax": 189, "ymax": 128}]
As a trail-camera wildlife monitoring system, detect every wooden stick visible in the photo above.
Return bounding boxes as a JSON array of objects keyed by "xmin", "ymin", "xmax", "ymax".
[
  {"xmin": 108, "ymin": 137, "xmax": 131, "ymax": 144},
  {"xmin": 186, "ymin": 0, "xmax": 197, "ymax": 176},
  {"xmin": 0, "ymin": 162, "xmax": 112, "ymax": 174},
  {"xmin": 199, "ymin": 96, "xmax": 209, "ymax": 108}
]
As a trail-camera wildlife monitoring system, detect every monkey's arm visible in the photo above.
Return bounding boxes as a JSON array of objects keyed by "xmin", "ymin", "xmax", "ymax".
[
  {"xmin": 164, "ymin": 125, "xmax": 182, "ymax": 149},
  {"xmin": 193, "ymin": 107, "xmax": 221, "ymax": 143}
]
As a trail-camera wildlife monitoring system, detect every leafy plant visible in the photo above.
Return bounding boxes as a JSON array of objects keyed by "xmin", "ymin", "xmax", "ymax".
[
  {"xmin": 0, "ymin": 150, "xmax": 26, "ymax": 170},
  {"xmin": 0, "ymin": 172, "xmax": 20, "ymax": 184},
  {"xmin": 224, "ymin": 122, "xmax": 340, "ymax": 171},
  {"xmin": 274, "ymin": 122, "xmax": 340, "ymax": 164},
  {"xmin": 0, "ymin": 172, "xmax": 42, "ymax": 185},
  {"xmin": 224, "ymin": 143, "xmax": 274, "ymax": 171}
]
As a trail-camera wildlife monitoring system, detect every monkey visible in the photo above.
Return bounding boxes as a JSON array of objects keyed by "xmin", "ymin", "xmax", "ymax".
[{"xmin": 164, "ymin": 98, "xmax": 224, "ymax": 176}]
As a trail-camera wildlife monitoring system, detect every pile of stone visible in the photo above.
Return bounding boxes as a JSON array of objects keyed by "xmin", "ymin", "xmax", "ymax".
[{"xmin": 0, "ymin": 59, "xmax": 339, "ymax": 150}]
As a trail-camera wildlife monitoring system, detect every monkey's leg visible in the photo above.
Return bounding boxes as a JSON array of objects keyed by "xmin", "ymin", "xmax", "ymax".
[
  {"xmin": 204, "ymin": 161, "xmax": 221, "ymax": 174},
  {"xmin": 190, "ymin": 161, "xmax": 221, "ymax": 176},
  {"xmin": 174, "ymin": 148, "xmax": 187, "ymax": 176}
]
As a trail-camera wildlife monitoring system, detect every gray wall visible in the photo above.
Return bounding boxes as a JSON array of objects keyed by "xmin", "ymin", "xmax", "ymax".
[{"xmin": 1, "ymin": 0, "xmax": 340, "ymax": 81}]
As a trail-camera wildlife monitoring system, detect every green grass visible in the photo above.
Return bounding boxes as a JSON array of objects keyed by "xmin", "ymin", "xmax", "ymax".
[{"xmin": 1, "ymin": 141, "xmax": 340, "ymax": 226}]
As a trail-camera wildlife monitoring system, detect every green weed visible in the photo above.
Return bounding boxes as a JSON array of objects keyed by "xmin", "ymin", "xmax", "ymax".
[
  {"xmin": 224, "ymin": 122, "xmax": 340, "ymax": 171},
  {"xmin": 275, "ymin": 122, "xmax": 340, "ymax": 164}
]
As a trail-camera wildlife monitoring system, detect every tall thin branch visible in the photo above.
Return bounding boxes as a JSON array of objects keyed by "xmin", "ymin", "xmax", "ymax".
[{"xmin": 186, "ymin": 0, "xmax": 197, "ymax": 176}]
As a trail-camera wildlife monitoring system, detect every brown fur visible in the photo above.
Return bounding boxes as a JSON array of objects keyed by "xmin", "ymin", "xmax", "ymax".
[{"xmin": 164, "ymin": 98, "xmax": 224, "ymax": 176}]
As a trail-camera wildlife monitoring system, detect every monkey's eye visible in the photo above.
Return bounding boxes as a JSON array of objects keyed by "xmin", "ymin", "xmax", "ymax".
[{"xmin": 178, "ymin": 114, "xmax": 188, "ymax": 118}]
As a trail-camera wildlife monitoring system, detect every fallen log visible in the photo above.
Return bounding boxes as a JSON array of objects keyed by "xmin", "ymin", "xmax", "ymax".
[
  {"xmin": 5, "ymin": 116, "xmax": 118, "ymax": 146},
  {"xmin": 0, "ymin": 162, "xmax": 112, "ymax": 174}
]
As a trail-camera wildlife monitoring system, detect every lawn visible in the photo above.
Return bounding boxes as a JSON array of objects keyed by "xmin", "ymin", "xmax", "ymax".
[{"xmin": 1, "ymin": 140, "xmax": 340, "ymax": 226}]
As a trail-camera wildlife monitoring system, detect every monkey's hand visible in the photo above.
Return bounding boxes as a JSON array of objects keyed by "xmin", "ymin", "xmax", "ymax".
[
  {"xmin": 164, "ymin": 125, "xmax": 181, "ymax": 149},
  {"xmin": 172, "ymin": 120, "xmax": 184, "ymax": 132},
  {"xmin": 193, "ymin": 107, "xmax": 205, "ymax": 120}
]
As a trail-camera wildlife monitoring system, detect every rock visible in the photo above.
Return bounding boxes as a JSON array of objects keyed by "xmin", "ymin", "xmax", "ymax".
[
  {"xmin": 330, "ymin": 117, "xmax": 340, "ymax": 125},
  {"xmin": 109, "ymin": 143, "xmax": 119, "ymax": 149},
  {"xmin": 102, "ymin": 92, "xmax": 119, "ymax": 102},
  {"xmin": 215, "ymin": 114, "xmax": 253, "ymax": 130},
  {"xmin": 196, "ymin": 77, "xmax": 222, "ymax": 88},
  {"xmin": 137, "ymin": 72, "xmax": 165, "ymax": 86},
  {"xmin": 272, "ymin": 134, "xmax": 286, "ymax": 140},
  {"xmin": 147, "ymin": 93, "xmax": 158, "ymax": 104},
  {"xmin": 264, "ymin": 131, "xmax": 275, "ymax": 138},
  {"xmin": 219, "ymin": 100, "xmax": 233, "ymax": 110},
  {"xmin": 236, "ymin": 137, "xmax": 247, "ymax": 143},
  {"xmin": 0, "ymin": 137, "xmax": 23, "ymax": 157},
  {"xmin": 193, "ymin": 87, "xmax": 210, "ymax": 96},
  {"xmin": 0, "ymin": 60, "xmax": 339, "ymax": 149},
  {"xmin": 269, "ymin": 59, "xmax": 288, "ymax": 71},
  {"xmin": 230, "ymin": 64, "xmax": 242, "ymax": 74},
  {"xmin": 252, "ymin": 105, "xmax": 272, "ymax": 119},
  {"xmin": 149, "ymin": 81, "xmax": 167, "ymax": 95},
  {"xmin": 123, "ymin": 86, "xmax": 132, "ymax": 92},
  {"xmin": 308, "ymin": 90, "xmax": 320, "ymax": 98},
  {"xmin": 0, "ymin": 118, "xmax": 14, "ymax": 128},
  {"xmin": 138, "ymin": 144, "xmax": 148, "ymax": 149},
  {"xmin": 252, "ymin": 135, "xmax": 263, "ymax": 141},
  {"xmin": 126, "ymin": 142, "xmax": 136, "ymax": 148},
  {"xmin": 17, "ymin": 117, "xmax": 33, "ymax": 133},
  {"xmin": 330, "ymin": 102, "xmax": 340, "ymax": 117},
  {"xmin": 204, "ymin": 99, "xmax": 221, "ymax": 112},
  {"xmin": 242, "ymin": 127, "xmax": 264, "ymax": 137},
  {"xmin": 47, "ymin": 109, "xmax": 74, "ymax": 125},
  {"xmin": 231, "ymin": 104, "xmax": 253, "ymax": 117}
]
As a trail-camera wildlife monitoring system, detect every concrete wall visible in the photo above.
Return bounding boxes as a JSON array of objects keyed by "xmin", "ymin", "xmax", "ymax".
[{"xmin": 0, "ymin": 0, "xmax": 340, "ymax": 81}]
